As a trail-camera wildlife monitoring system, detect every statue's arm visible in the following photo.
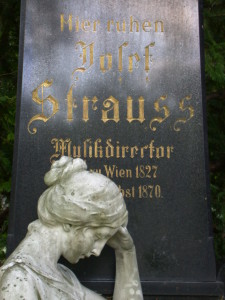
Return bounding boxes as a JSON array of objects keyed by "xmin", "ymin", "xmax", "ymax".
[
  {"xmin": 107, "ymin": 227, "xmax": 143, "ymax": 300},
  {"xmin": 113, "ymin": 246, "xmax": 143, "ymax": 300},
  {"xmin": 0, "ymin": 266, "xmax": 38, "ymax": 300}
]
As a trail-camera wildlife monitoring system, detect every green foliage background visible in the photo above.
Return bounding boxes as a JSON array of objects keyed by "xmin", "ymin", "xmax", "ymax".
[
  {"xmin": 0, "ymin": 0, "xmax": 224, "ymax": 266},
  {"xmin": 204, "ymin": 0, "xmax": 225, "ymax": 261}
]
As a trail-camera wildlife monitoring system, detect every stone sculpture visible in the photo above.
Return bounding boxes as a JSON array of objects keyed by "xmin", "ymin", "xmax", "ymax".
[{"xmin": 0, "ymin": 157, "xmax": 143, "ymax": 299}]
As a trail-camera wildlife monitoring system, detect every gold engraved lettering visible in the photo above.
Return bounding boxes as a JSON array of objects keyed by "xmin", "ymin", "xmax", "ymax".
[
  {"xmin": 116, "ymin": 141, "xmax": 120, "ymax": 158},
  {"xmin": 116, "ymin": 20, "xmax": 126, "ymax": 32},
  {"xmin": 83, "ymin": 138, "xmax": 92, "ymax": 158},
  {"xmin": 127, "ymin": 96, "xmax": 145, "ymax": 123},
  {"xmin": 83, "ymin": 96, "xmax": 98, "ymax": 122},
  {"xmin": 152, "ymin": 166, "xmax": 158, "ymax": 178},
  {"xmin": 90, "ymin": 168, "xmax": 102, "ymax": 174},
  {"xmin": 28, "ymin": 80, "xmax": 59, "ymax": 135},
  {"xmin": 128, "ymin": 53, "xmax": 140, "ymax": 73},
  {"xmin": 122, "ymin": 146, "xmax": 129, "ymax": 158},
  {"xmin": 50, "ymin": 138, "xmax": 71, "ymax": 163},
  {"xmin": 130, "ymin": 16, "xmax": 139, "ymax": 32},
  {"xmin": 174, "ymin": 95, "xmax": 194, "ymax": 131},
  {"xmin": 81, "ymin": 20, "xmax": 91, "ymax": 31},
  {"xmin": 138, "ymin": 185, "xmax": 161, "ymax": 199},
  {"xmin": 104, "ymin": 165, "xmax": 132, "ymax": 178},
  {"xmin": 117, "ymin": 169, "xmax": 124, "ymax": 178},
  {"xmin": 83, "ymin": 96, "xmax": 89, "ymax": 122},
  {"xmin": 100, "ymin": 53, "xmax": 112, "ymax": 73},
  {"xmin": 93, "ymin": 20, "xmax": 100, "ymax": 32},
  {"xmin": 135, "ymin": 165, "xmax": 158, "ymax": 179},
  {"xmin": 94, "ymin": 138, "xmax": 103, "ymax": 158},
  {"xmin": 149, "ymin": 95, "xmax": 170, "ymax": 131},
  {"xmin": 107, "ymin": 20, "xmax": 114, "ymax": 32},
  {"xmin": 149, "ymin": 140, "xmax": 155, "ymax": 159},
  {"xmin": 145, "ymin": 43, "xmax": 155, "ymax": 72},
  {"xmin": 155, "ymin": 21, "xmax": 164, "ymax": 32},
  {"xmin": 60, "ymin": 14, "xmax": 73, "ymax": 32},
  {"xmin": 104, "ymin": 165, "xmax": 117, "ymax": 178},
  {"xmin": 156, "ymin": 146, "xmax": 164, "ymax": 159},
  {"xmin": 72, "ymin": 145, "xmax": 81, "ymax": 158},
  {"xmin": 75, "ymin": 16, "xmax": 79, "ymax": 32},
  {"xmin": 102, "ymin": 96, "xmax": 120, "ymax": 123},
  {"xmin": 130, "ymin": 146, "xmax": 139, "ymax": 158},
  {"xmin": 140, "ymin": 145, "xmax": 148, "ymax": 158},
  {"xmin": 49, "ymin": 138, "xmax": 174, "ymax": 161},
  {"xmin": 67, "ymin": 85, "xmax": 77, "ymax": 121},
  {"xmin": 167, "ymin": 146, "xmax": 174, "ymax": 158},
  {"xmin": 142, "ymin": 21, "xmax": 151, "ymax": 32},
  {"xmin": 72, "ymin": 41, "xmax": 94, "ymax": 75},
  {"xmin": 118, "ymin": 185, "xmax": 135, "ymax": 198},
  {"xmin": 105, "ymin": 139, "xmax": 114, "ymax": 158},
  {"xmin": 118, "ymin": 42, "xmax": 128, "ymax": 72}
]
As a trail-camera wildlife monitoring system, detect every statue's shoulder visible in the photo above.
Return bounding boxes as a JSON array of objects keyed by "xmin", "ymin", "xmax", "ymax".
[
  {"xmin": 0, "ymin": 263, "xmax": 30, "ymax": 282},
  {"xmin": 0, "ymin": 264, "xmax": 37, "ymax": 299}
]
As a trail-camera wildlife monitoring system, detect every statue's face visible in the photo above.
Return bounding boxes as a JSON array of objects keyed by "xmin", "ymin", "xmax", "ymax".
[{"xmin": 62, "ymin": 226, "xmax": 118, "ymax": 264}]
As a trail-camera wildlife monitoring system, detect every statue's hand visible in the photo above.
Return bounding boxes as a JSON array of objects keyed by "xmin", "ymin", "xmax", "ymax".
[{"xmin": 107, "ymin": 226, "xmax": 134, "ymax": 252}]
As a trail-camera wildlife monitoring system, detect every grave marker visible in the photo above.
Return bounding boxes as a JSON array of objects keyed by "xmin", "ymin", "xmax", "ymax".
[{"xmin": 8, "ymin": 0, "xmax": 224, "ymax": 298}]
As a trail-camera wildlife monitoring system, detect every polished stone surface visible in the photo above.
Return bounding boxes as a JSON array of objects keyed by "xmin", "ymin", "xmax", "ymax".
[{"xmin": 8, "ymin": 0, "xmax": 223, "ymax": 297}]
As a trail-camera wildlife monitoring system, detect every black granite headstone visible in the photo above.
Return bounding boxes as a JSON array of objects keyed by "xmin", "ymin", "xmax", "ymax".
[{"xmin": 8, "ymin": 0, "xmax": 224, "ymax": 298}]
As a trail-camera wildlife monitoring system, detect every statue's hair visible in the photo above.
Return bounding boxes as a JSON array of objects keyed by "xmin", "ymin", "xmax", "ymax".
[{"xmin": 37, "ymin": 157, "xmax": 128, "ymax": 229}]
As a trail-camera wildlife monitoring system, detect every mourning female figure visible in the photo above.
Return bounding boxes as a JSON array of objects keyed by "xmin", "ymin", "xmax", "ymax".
[{"xmin": 0, "ymin": 157, "xmax": 143, "ymax": 299}]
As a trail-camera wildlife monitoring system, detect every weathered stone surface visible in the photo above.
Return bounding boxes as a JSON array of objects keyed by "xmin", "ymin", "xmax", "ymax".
[{"xmin": 2, "ymin": 157, "xmax": 143, "ymax": 299}]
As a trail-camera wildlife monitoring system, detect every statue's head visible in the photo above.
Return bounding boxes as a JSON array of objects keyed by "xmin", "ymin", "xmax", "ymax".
[{"xmin": 37, "ymin": 156, "xmax": 128, "ymax": 263}]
